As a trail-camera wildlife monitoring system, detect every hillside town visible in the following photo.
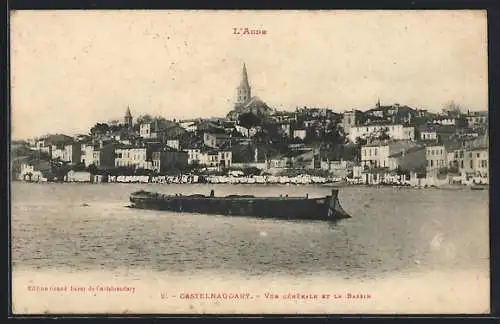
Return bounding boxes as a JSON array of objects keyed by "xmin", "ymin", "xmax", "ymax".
[{"xmin": 12, "ymin": 64, "xmax": 489, "ymax": 188}]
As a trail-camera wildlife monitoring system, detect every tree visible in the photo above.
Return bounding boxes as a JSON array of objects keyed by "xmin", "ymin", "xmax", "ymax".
[
  {"xmin": 377, "ymin": 127, "xmax": 390, "ymax": 141},
  {"xmin": 355, "ymin": 137, "xmax": 367, "ymax": 146},
  {"xmin": 72, "ymin": 162, "xmax": 86, "ymax": 172},
  {"xmin": 136, "ymin": 114, "xmax": 153, "ymax": 125},
  {"xmin": 109, "ymin": 124, "xmax": 124, "ymax": 132},
  {"xmin": 442, "ymin": 100, "xmax": 464, "ymax": 118},
  {"xmin": 324, "ymin": 122, "xmax": 346, "ymax": 146},
  {"xmin": 90, "ymin": 123, "xmax": 110, "ymax": 136},
  {"xmin": 87, "ymin": 164, "xmax": 98, "ymax": 174},
  {"xmin": 238, "ymin": 112, "xmax": 262, "ymax": 129}
]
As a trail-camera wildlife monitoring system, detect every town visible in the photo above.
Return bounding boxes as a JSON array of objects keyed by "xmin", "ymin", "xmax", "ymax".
[{"xmin": 12, "ymin": 63, "xmax": 489, "ymax": 188}]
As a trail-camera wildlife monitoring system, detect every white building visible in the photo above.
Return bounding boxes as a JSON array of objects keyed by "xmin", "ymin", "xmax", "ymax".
[
  {"xmin": 183, "ymin": 148, "xmax": 232, "ymax": 169},
  {"xmin": 465, "ymin": 111, "xmax": 488, "ymax": 127},
  {"xmin": 19, "ymin": 163, "xmax": 46, "ymax": 181},
  {"xmin": 361, "ymin": 140, "xmax": 420, "ymax": 170},
  {"xmin": 115, "ymin": 146, "xmax": 153, "ymax": 170},
  {"xmin": 185, "ymin": 148, "xmax": 203, "ymax": 165},
  {"xmin": 420, "ymin": 130, "xmax": 438, "ymax": 141},
  {"xmin": 65, "ymin": 170, "xmax": 92, "ymax": 182},
  {"xmin": 80, "ymin": 143, "xmax": 96, "ymax": 167},
  {"xmin": 293, "ymin": 129, "xmax": 307, "ymax": 140},
  {"xmin": 50, "ymin": 145, "xmax": 65, "ymax": 160},
  {"xmin": 140, "ymin": 123, "xmax": 158, "ymax": 139},
  {"xmin": 430, "ymin": 118, "xmax": 458, "ymax": 126},
  {"xmin": 179, "ymin": 121, "xmax": 198, "ymax": 132},
  {"xmin": 166, "ymin": 139, "xmax": 180, "ymax": 150},
  {"xmin": 347, "ymin": 124, "xmax": 415, "ymax": 143},
  {"xmin": 425, "ymin": 145, "xmax": 447, "ymax": 170}
]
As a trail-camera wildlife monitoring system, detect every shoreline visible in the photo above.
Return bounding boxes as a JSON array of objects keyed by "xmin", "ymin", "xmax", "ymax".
[{"xmin": 11, "ymin": 179, "xmax": 488, "ymax": 191}]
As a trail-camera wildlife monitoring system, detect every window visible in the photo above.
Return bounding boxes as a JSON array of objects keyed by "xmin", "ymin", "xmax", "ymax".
[
  {"xmin": 470, "ymin": 160, "xmax": 473, "ymax": 169},
  {"xmin": 430, "ymin": 160, "xmax": 434, "ymax": 167},
  {"xmin": 374, "ymin": 148, "xmax": 378, "ymax": 155},
  {"xmin": 461, "ymin": 160, "xmax": 464, "ymax": 168},
  {"xmin": 477, "ymin": 153, "xmax": 480, "ymax": 158}
]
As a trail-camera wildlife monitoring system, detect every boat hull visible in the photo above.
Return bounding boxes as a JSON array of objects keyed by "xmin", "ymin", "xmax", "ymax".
[{"xmin": 129, "ymin": 189, "xmax": 351, "ymax": 222}]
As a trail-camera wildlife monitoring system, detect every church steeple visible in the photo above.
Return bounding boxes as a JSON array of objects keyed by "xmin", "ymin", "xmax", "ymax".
[
  {"xmin": 124, "ymin": 106, "xmax": 133, "ymax": 128},
  {"xmin": 236, "ymin": 63, "xmax": 251, "ymax": 105},
  {"xmin": 240, "ymin": 63, "xmax": 250, "ymax": 88}
]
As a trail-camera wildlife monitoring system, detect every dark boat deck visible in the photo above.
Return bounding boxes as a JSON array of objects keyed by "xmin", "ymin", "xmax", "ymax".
[{"xmin": 129, "ymin": 189, "xmax": 351, "ymax": 222}]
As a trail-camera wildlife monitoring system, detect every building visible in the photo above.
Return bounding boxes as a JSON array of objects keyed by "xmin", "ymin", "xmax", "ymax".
[
  {"xmin": 19, "ymin": 160, "xmax": 51, "ymax": 181},
  {"xmin": 36, "ymin": 134, "xmax": 74, "ymax": 155},
  {"xmin": 280, "ymin": 148, "xmax": 316, "ymax": 169},
  {"xmin": 179, "ymin": 121, "xmax": 198, "ymax": 133},
  {"xmin": 218, "ymin": 150, "xmax": 232, "ymax": 169},
  {"xmin": 50, "ymin": 144, "xmax": 65, "ymax": 160},
  {"xmin": 342, "ymin": 110, "xmax": 365, "ymax": 132},
  {"xmin": 320, "ymin": 160, "xmax": 352, "ymax": 178},
  {"xmin": 166, "ymin": 139, "xmax": 180, "ymax": 150},
  {"xmin": 203, "ymin": 132, "xmax": 231, "ymax": 149},
  {"xmin": 387, "ymin": 146, "xmax": 426, "ymax": 171},
  {"xmin": 124, "ymin": 106, "xmax": 133, "ymax": 128},
  {"xmin": 425, "ymin": 144, "xmax": 447, "ymax": 170},
  {"xmin": 465, "ymin": 111, "xmax": 488, "ymax": 127},
  {"xmin": 348, "ymin": 124, "xmax": 415, "ymax": 143},
  {"xmin": 80, "ymin": 143, "xmax": 95, "ymax": 167},
  {"xmin": 81, "ymin": 141, "xmax": 116, "ymax": 168},
  {"xmin": 429, "ymin": 117, "xmax": 459, "ymax": 126},
  {"xmin": 226, "ymin": 63, "xmax": 272, "ymax": 120},
  {"xmin": 183, "ymin": 146, "xmax": 232, "ymax": 169},
  {"xmin": 267, "ymin": 154, "xmax": 288, "ymax": 169},
  {"xmin": 235, "ymin": 63, "xmax": 252, "ymax": 109},
  {"xmin": 279, "ymin": 123, "xmax": 291, "ymax": 137},
  {"xmin": 293, "ymin": 129, "xmax": 307, "ymax": 140},
  {"xmin": 98, "ymin": 143, "xmax": 117, "ymax": 169},
  {"xmin": 65, "ymin": 170, "xmax": 92, "ymax": 182},
  {"xmin": 469, "ymin": 147, "xmax": 489, "ymax": 178},
  {"xmin": 185, "ymin": 148, "xmax": 203, "ymax": 165},
  {"xmin": 115, "ymin": 145, "xmax": 155, "ymax": 170},
  {"xmin": 361, "ymin": 140, "xmax": 422, "ymax": 170},
  {"xmin": 459, "ymin": 146, "xmax": 489, "ymax": 178},
  {"xmin": 151, "ymin": 148, "xmax": 188, "ymax": 173},
  {"xmin": 140, "ymin": 122, "xmax": 158, "ymax": 139},
  {"xmin": 419, "ymin": 124, "xmax": 456, "ymax": 142},
  {"xmin": 62, "ymin": 143, "xmax": 82, "ymax": 164}
]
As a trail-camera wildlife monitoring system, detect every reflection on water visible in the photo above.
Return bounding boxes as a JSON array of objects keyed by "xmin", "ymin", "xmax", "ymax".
[{"xmin": 11, "ymin": 182, "xmax": 489, "ymax": 278}]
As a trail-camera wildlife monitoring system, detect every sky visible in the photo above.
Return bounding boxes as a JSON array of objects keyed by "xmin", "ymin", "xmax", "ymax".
[{"xmin": 10, "ymin": 10, "xmax": 488, "ymax": 140}]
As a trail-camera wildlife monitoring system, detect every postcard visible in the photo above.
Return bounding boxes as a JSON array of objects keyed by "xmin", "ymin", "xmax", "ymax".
[{"xmin": 10, "ymin": 10, "xmax": 489, "ymax": 314}]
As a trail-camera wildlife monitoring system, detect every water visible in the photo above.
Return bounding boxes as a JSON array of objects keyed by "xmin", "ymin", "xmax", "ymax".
[
  {"xmin": 11, "ymin": 182, "xmax": 489, "ymax": 276},
  {"xmin": 10, "ymin": 182, "xmax": 490, "ymax": 314}
]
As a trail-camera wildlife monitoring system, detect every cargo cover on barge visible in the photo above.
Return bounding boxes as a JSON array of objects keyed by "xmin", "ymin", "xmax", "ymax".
[{"xmin": 129, "ymin": 189, "xmax": 351, "ymax": 221}]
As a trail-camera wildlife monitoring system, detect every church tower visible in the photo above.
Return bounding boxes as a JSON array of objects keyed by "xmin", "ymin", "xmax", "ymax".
[
  {"xmin": 236, "ymin": 63, "xmax": 251, "ymax": 106},
  {"xmin": 124, "ymin": 106, "xmax": 133, "ymax": 128}
]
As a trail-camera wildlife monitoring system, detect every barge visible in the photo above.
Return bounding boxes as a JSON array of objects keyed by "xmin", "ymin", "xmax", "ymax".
[{"xmin": 129, "ymin": 189, "xmax": 351, "ymax": 222}]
